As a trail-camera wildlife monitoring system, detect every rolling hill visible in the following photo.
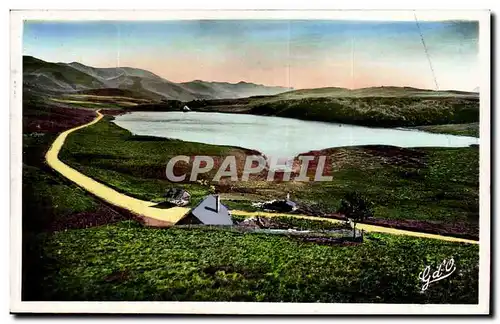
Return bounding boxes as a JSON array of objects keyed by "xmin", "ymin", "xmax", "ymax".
[
  {"xmin": 23, "ymin": 56, "xmax": 105, "ymax": 92},
  {"xmin": 23, "ymin": 56, "xmax": 292, "ymax": 101},
  {"xmin": 141, "ymin": 85, "xmax": 478, "ymax": 128},
  {"xmin": 22, "ymin": 55, "xmax": 479, "ymax": 129},
  {"xmin": 275, "ymin": 86, "xmax": 479, "ymax": 99}
]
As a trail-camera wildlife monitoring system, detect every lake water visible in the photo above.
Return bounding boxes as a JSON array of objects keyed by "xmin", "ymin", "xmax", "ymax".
[{"xmin": 113, "ymin": 111, "xmax": 479, "ymax": 159}]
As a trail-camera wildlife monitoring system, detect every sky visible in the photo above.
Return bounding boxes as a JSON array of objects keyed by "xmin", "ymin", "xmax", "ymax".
[{"xmin": 23, "ymin": 19, "xmax": 479, "ymax": 91}]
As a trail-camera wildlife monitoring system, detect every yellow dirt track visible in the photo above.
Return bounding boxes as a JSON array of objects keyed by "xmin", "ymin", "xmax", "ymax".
[
  {"xmin": 45, "ymin": 110, "xmax": 189, "ymax": 225},
  {"xmin": 45, "ymin": 110, "xmax": 478, "ymax": 245}
]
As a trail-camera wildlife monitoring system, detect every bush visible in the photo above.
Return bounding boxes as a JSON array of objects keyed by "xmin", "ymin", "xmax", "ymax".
[{"xmin": 338, "ymin": 192, "xmax": 374, "ymax": 238}]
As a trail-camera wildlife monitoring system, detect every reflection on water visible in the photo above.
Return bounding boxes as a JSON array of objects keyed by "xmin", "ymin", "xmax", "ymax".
[{"xmin": 114, "ymin": 111, "xmax": 479, "ymax": 159}]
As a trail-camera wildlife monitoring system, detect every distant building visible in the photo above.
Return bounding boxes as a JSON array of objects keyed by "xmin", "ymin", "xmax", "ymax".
[
  {"xmin": 164, "ymin": 188, "xmax": 191, "ymax": 207},
  {"xmin": 251, "ymin": 193, "xmax": 298, "ymax": 213},
  {"xmin": 285, "ymin": 193, "xmax": 298, "ymax": 211},
  {"xmin": 176, "ymin": 194, "xmax": 233, "ymax": 225}
]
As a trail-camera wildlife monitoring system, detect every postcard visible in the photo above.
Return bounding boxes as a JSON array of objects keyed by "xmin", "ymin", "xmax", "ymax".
[{"xmin": 9, "ymin": 9, "xmax": 491, "ymax": 315}]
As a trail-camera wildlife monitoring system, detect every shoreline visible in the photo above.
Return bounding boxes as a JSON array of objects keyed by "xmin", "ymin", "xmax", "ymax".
[{"xmin": 122, "ymin": 107, "xmax": 480, "ymax": 138}]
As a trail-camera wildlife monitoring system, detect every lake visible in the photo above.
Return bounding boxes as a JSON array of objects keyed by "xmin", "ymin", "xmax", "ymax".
[{"xmin": 113, "ymin": 111, "xmax": 479, "ymax": 159}]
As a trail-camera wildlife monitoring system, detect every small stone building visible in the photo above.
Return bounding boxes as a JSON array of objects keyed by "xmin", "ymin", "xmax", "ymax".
[{"xmin": 164, "ymin": 188, "xmax": 191, "ymax": 207}]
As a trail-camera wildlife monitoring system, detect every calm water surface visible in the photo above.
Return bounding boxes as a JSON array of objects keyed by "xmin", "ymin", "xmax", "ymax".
[{"xmin": 113, "ymin": 111, "xmax": 479, "ymax": 158}]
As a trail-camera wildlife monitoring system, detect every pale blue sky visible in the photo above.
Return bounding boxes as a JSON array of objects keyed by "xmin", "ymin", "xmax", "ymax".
[{"xmin": 23, "ymin": 20, "xmax": 479, "ymax": 90}]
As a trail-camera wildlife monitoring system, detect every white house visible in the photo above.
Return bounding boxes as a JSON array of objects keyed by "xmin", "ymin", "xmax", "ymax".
[{"xmin": 176, "ymin": 194, "xmax": 233, "ymax": 225}]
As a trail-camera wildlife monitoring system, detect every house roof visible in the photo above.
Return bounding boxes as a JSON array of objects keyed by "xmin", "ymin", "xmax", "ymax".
[
  {"xmin": 165, "ymin": 188, "xmax": 190, "ymax": 200},
  {"xmin": 178, "ymin": 195, "xmax": 233, "ymax": 226}
]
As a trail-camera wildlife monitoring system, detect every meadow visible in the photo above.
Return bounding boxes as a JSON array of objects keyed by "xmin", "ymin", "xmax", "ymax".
[
  {"xmin": 58, "ymin": 116, "xmax": 479, "ymax": 239},
  {"xmin": 35, "ymin": 220, "xmax": 478, "ymax": 303}
]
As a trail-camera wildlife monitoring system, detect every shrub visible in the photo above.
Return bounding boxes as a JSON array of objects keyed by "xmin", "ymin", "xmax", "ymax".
[{"xmin": 338, "ymin": 192, "xmax": 374, "ymax": 238}]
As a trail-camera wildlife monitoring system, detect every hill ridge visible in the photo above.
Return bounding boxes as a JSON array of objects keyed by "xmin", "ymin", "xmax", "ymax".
[
  {"xmin": 23, "ymin": 55, "xmax": 477, "ymax": 101},
  {"xmin": 24, "ymin": 56, "xmax": 292, "ymax": 101}
]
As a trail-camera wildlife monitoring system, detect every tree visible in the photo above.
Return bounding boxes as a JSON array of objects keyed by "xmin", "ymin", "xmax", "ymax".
[{"xmin": 338, "ymin": 192, "xmax": 374, "ymax": 239}]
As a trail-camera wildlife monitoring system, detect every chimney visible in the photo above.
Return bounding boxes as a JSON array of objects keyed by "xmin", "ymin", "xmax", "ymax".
[{"xmin": 215, "ymin": 194, "xmax": 220, "ymax": 213}]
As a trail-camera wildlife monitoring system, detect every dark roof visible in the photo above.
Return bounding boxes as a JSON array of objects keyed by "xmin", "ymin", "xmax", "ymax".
[{"xmin": 165, "ymin": 188, "xmax": 190, "ymax": 199}]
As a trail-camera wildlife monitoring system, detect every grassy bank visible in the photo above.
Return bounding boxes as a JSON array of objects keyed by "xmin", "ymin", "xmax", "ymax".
[
  {"xmin": 135, "ymin": 95, "xmax": 479, "ymax": 129},
  {"xmin": 22, "ymin": 113, "xmax": 133, "ymax": 300},
  {"xmin": 247, "ymin": 97, "xmax": 479, "ymax": 127},
  {"xmin": 36, "ymin": 220, "xmax": 478, "ymax": 303},
  {"xmin": 23, "ymin": 134, "xmax": 100, "ymax": 231},
  {"xmin": 415, "ymin": 123, "xmax": 480, "ymax": 137},
  {"xmin": 22, "ymin": 103, "xmax": 106, "ymax": 232},
  {"xmin": 288, "ymin": 146, "xmax": 479, "ymax": 223}
]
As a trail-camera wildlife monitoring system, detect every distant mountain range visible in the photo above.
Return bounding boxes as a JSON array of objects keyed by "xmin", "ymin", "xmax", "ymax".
[{"xmin": 23, "ymin": 56, "xmax": 293, "ymax": 101}]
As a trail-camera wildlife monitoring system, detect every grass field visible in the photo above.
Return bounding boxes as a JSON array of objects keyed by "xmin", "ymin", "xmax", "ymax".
[
  {"xmin": 35, "ymin": 220, "xmax": 478, "ymax": 303},
  {"xmin": 23, "ymin": 133, "xmax": 100, "ymax": 231},
  {"xmin": 25, "ymin": 137, "xmax": 479, "ymax": 304}
]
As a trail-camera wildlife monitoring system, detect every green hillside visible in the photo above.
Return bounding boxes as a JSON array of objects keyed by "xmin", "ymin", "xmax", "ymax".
[
  {"xmin": 23, "ymin": 56, "xmax": 291, "ymax": 101},
  {"xmin": 23, "ymin": 56, "xmax": 104, "ymax": 91},
  {"xmin": 246, "ymin": 96, "xmax": 479, "ymax": 127},
  {"xmin": 277, "ymin": 86, "xmax": 478, "ymax": 99},
  {"xmin": 141, "ymin": 91, "xmax": 479, "ymax": 128}
]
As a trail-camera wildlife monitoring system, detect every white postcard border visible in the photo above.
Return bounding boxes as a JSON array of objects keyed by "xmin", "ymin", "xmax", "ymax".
[{"xmin": 9, "ymin": 9, "xmax": 491, "ymax": 315}]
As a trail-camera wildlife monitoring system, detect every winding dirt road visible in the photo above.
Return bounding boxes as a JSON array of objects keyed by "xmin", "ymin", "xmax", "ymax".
[
  {"xmin": 45, "ymin": 110, "xmax": 189, "ymax": 225},
  {"xmin": 45, "ymin": 109, "xmax": 478, "ymax": 244}
]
